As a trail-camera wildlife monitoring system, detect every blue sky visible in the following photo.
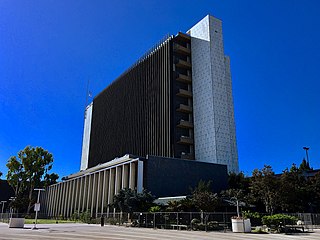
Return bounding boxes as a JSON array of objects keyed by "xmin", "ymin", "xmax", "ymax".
[{"xmin": 0, "ymin": 0, "xmax": 319, "ymax": 178}]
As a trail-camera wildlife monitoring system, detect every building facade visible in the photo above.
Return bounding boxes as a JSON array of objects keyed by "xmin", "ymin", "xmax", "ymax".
[
  {"xmin": 81, "ymin": 15, "xmax": 238, "ymax": 173},
  {"xmin": 42, "ymin": 15, "xmax": 238, "ymax": 218},
  {"xmin": 42, "ymin": 155, "xmax": 227, "ymax": 218}
]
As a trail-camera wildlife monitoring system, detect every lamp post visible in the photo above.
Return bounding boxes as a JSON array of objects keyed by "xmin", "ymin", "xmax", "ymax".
[
  {"xmin": 303, "ymin": 147, "xmax": 310, "ymax": 165},
  {"xmin": 33, "ymin": 188, "xmax": 45, "ymax": 230},
  {"xmin": 9, "ymin": 197, "xmax": 16, "ymax": 219},
  {"xmin": 1, "ymin": 201, "xmax": 7, "ymax": 221}
]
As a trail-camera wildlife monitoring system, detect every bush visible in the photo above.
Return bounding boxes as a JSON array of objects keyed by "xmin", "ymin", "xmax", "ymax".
[
  {"xmin": 149, "ymin": 205, "xmax": 161, "ymax": 212},
  {"xmin": 262, "ymin": 214, "xmax": 297, "ymax": 228},
  {"xmin": 79, "ymin": 210, "xmax": 91, "ymax": 223},
  {"xmin": 191, "ymin": 218, "xmax": 200, "ymax": 230},
  {"xmin": 242, "ymin": 210, "xmax": 262, "ymax": 226},
  {"xmin": 106, "ymin": 218, "xmax": 118, "ymax": 225}
]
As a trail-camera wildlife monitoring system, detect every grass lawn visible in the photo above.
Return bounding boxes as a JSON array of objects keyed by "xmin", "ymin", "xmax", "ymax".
[{"xmin": 24, "ymin": 219, "xmax": 77, "ymax": 224}]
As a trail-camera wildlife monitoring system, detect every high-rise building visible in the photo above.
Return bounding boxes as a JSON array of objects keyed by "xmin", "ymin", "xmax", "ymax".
[
  {"xmin": 81, "ymin": 15, "xmax": 238, "ymax": 173},
  {"xmin": 42, "ymin": 15, "xmax": 238, "ymax": 218}
]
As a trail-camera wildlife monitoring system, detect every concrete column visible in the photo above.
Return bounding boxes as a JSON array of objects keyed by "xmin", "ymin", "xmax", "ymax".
[
  {"xmin": 107, "ymin": 168, "xmax": 116, "ymax": 214},
  {"xmin": 83, "ymin": 175, "xmax": 89, "ymax": 212},
  {"xmin": 78, "ymin": 177, "xmax": 84, "ymax": 213},
  {"xmin": 48, "ymin": 186, "xmax": 53, "ymax": 216},
  {"xmin": 86, "ymin": 174, "xmax": 93, "ymax": 212},
  {"xmin": 95, "ymin": 171, "xmax": 102, "ymax": 217},
  {"xmin": 70, "ymin": 180, "xmax": 76, "ymax": 216},
  {"xmin": 91, "ymin": 173, "xmax": 97, "ymax": 217},
  {"xmin": 47, "ymin": 187, "xmax": 52, "ymax": 216},
  {"xmin": 129, "ymin": 162, "xmax": 136, "ymax": 190},
  {"xmin": 115, "ymin": 166, "xmax": 122, "ymax": 194},
  {"xmin": 67, "ymin": 181, "xmax": 73, "ymax": 217},
  {"xmin": 73, "ymin": 178, "xmax": 79, "ymax": 214},
  {"xmin": 122, "ymin": 164, "xmax": 129, "ymax": 189},
  {"xmin": 101, "ymin": 170, "xmax": 109, "ymax": 215},
  {"xmin": 55, "ymin": 184, "xmax": 61, "ymax": 217},
  {"xmin": 64, "ymin": 181, "xmax": 70, "ymax": 217},
  {"xmin": 53, "ymin": 184, "xmax": 59, "ymax": 217},
  {"xmin": 61, "ymin": 183, "xmax": 67, "ymax": 217}
]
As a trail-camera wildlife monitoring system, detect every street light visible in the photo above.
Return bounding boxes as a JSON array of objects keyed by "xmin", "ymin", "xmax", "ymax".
[
  {"xmin": 33, "ymin": 188, "xmax": 45, "ymax": 230},
  {"xmin": 303, "ymin": 147, "xmax": 310, "ymax": 165},
  {"xmin": 1, "ymin": 201, "xmax": 7, "ymax": 221},
  {"xmin": 9, "ymin": 197, "xmax": 16, "ymax": 219}
]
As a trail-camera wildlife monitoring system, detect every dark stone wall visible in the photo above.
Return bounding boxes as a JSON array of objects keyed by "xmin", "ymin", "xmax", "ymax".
[
  {"xmin": 88, "ymin": 40, "xmax": 174, "ymax": 167},
  {"xmin": 144, "ymin": 156, "xmax": 228, "ymax": 197}
]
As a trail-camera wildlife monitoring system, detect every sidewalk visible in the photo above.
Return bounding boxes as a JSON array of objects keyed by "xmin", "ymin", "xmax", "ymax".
[{"xmin": 0, "ymin": 223, "xmax": 319, "ymax": 240}]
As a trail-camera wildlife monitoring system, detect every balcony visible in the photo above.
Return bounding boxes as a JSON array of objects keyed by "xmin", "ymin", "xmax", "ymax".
[
  {"xmin": 175, "ymin": 59, "xmax": 191, "ymax": 69},
  {"xmin": 176, "ymin": 74, "xmax": 192, "ymax": 84},
  {"xmin": 176, "ymin": 104, "xmax": 193, "ymax": 113},
  {"xmin": 175, "ymin": 32, "xmax": 191, "ymax": 42},
  {"xmin": 174, "ymin": 44, "xmax": 191, "ymax": 55},
  {"xmin": 176, "ymin": 89, "xmax": 192, "ymax": 98},
  {"xmin": 178, "ymin": 136, "xmax": 194, "ymax": 145},
  {"xmin": 177, "ymin": 120, "xmax": 194, "ymax": 129}
]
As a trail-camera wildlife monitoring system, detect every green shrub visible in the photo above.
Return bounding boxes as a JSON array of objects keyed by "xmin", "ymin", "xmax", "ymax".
[
  {"xmin": 242, "ymin": 210, "xmax": 262, "ymax": 226},
  {"xmin": 149, "ymin": 205, "xmax": 161, "ymax": 212},
  {"xmin": 262, "ymin": 214, "xmax": 297, "ymax": 227},
  {"xmin": 79, "ymin": 210, "xmax": 91, "ymax": 223},
  {"xmin": 106, "ymin": 218, "xmax": 118, "ymax": 225},
  {"xmin": 242, "ymin": 210, "xmax": 260, "ymax": 219}
]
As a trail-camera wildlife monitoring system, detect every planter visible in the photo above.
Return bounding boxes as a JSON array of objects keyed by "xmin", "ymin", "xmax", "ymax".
[
  {"xmin": 231, "ymin": 218, "xmax": 251, "ymax": 233},
  {"xmin": 9, "ymin": 218, "xmax": 25, "ymax": 228}
]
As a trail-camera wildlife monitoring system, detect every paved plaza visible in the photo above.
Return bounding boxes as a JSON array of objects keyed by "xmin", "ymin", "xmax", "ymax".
[{"xmin": 0, "ymin": 223, "xmax": 320, "ymax": 240}]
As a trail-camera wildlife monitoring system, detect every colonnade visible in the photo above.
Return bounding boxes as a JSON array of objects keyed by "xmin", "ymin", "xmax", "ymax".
[{"xmin": 41, "ymin": 157, "xmax": 143, "ymax": 218}]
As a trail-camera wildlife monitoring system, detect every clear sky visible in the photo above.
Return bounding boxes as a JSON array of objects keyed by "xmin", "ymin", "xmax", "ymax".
[{"xmin": 1, "ymin": 0, "xmax": 319, "ymax": 178}]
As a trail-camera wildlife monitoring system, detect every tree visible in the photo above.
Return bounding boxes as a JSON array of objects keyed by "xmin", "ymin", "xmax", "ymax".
[
  {"xmin": 279, "ymin": 164, "xmax": 310, "ymax": 212},
  {"xmin": 221, "ymin": 189, "xmax": 245, "ymax": 217},
  {"xmin": 228, "ymin": 172, "xmax": 250, "ymax": 194},
  {"xmin": 6, "ymin": 146, "xmax": 58, "ymax": 213},
  {"xmin": 250, "ymin": 165, "xmax": 280, "ymax": 214},
  {"xmin": 310, "ymin": 172, "xmax": 320, "ymax": 212},
  {"xmin": 299, "ymin": 158, "xmax": 312, "ymax": 171},
  {"xmin": 166, "ymin": 197, "xmax": 195, "ymax": 212},
  {"xmin": 191, "ymin": 180, "xmax": 219, "ymax": 212},
  {"xmin": 112, "ymin": 188, "xmax": 155, "ymax": 215}
]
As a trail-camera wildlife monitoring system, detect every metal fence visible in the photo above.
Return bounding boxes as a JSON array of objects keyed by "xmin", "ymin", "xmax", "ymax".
[
  {"xmin": 95, "ymin": 212, "xmax": 320, "ymax": 230},
  {"xmin": 2, "ymin": 211, "xmax": 320, "ymax": 231},
  {"xmin": 95, "ymin": 212, "xmax": 237, "ymax": 231}
]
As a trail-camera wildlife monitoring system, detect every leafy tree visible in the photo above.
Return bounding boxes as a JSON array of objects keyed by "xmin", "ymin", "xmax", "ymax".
[
  {"xmin": 6, "ymin": 146, "xmax": 58, "ymax": 213},
  {"xmin": 166, "ymin": 197, "xmax": 195, "ymax": 212},
  {"xmin": 250, "ymin": 165, "xmax": 280, "ymax": 214},
  {"xmin": 112, "ymin": 188, "xmax": 155, "ymax": 216},
  {"xmin": 191, "ymin": 180, "xmax": 219, "ymax": 212},
  {"xmin": 221, "ymin": 189, "xmax": 246, "ymax": 217},
  {"xmin": 299, "ymin": 158, "xmax": 312, "ymax": 171},
  {"xmin": 279, "ymin": 165, "xmax": 310, "ymax": 212},
  {"xmin": 310, "ymin": 172, "xmax": 320, "ymax": 212},
  {"xmin": 228, "ymin": 172, "xmax": 250, "ymax": 194},
  {"xmin": 43, "ymin": 173, "xmax": 59, "ymax": 187}
]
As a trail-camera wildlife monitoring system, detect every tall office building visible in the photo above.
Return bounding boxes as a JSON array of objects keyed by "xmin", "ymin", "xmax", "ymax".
[
  {"xmin": 81, "ymin": 15, "xmax": 238, "ymax": 173},
  {"xmin": 42, "ymin": 15, "xmax": 238, "ymax": 218}
]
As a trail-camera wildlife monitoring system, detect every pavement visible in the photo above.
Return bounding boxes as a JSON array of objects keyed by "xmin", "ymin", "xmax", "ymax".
[{"xmin": 0, "ymin": 223, "xmax": 320, "ymax": 240}]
